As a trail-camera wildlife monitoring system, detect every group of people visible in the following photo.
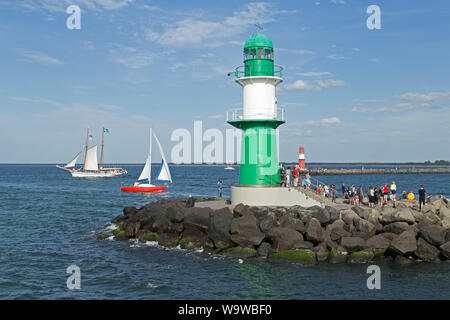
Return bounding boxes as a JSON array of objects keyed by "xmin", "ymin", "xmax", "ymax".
[{"xmin": 280, "ymin": 164, "xmax": 303, "ymax": 187}]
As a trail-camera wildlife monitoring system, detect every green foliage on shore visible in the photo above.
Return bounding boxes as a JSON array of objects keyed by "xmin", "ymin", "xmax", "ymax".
[{"xmin": 269, "ymin": 249, "xmax": 316, "ymax": 263}]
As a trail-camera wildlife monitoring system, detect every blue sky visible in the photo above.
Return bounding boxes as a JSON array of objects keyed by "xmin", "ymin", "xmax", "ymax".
[{"xmin": 1, "ymin": 0, "xmax": 449, "ymax": 163}]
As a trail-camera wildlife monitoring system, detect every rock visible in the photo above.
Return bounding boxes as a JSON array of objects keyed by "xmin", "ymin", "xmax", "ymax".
[
  {"xmin": 279, "ymin": 216, "xmax": 305, "ymax": 233},
  {"xmin": 123, "ymin": 220, "xmax": 141, "ymax": 237},
  {"xmin": 184, "ymin": 207, "xmax": 212, "ymax": 229},
  {"xmin": 381, "ymin": 232, "xmax": 399, "ymax": 242},
  {"xmin": 339, "ymin": 209, "xmax": 360, "ymax": 227},
  {"xmin": 389, "ymin": 229, "xmax": 417, "ymax": 255},
  {"xmin": 395, "ymin": 255, "xmax": 414, "ymax": 265},
  {"xmin": 439, "ymin": 241, "xmax": 450, "ymax": 259},
  {"xmin": 325, "ymin": 205, "xmax": 340, "ymax": 223},
  {"xmin": 366, "ymin": 234, "xmax": 391, "ymax": 251},
  {"xmin": 424, "ymin": 212, "xmax": 441, "ymax": 226},
  {"xmin": 305, "ymin": 218, "xmax": 323, "ymax": 243},
  {"xmin": 257, "ymin": 242, "xmax": 272, "ymax": 258},
  {"xmin": 166, "ymin": 206, "xmax": 184, "ymax": 223},
  {"xmin": 313, "ymin": 243, "xmax": 329, "ymax": 262},
  {"xmin": 382, "ymin": 222, "xmax": 414, "ymax": 235},
  {"xmin": 341, "ymin": 237, "xmax": 366, "ymax": 252},
  {"xmin": 182, "ymin": 224, "xmax": 207, "ymax": 244},
  {"xmin": 152, "ymin": 215, "xmax": 170, "ymax": 233},
  {"xmin": 268, "ymin": 227, "xmax": 305, "ymax": 251},
  {"xmin": 208, "ymin": 207, "xmax": 233, "ymax": 248},
  {"xmin": 269, "ymin": 249, "xmax": 317, "ymax": 265},
  {"xmin": 348, "ymin": 250, "xmax": 374, "ymax": 263},
  {"xmin": 123, "ymin": 206, "xmax": 137, "ymax": 217},
  {"xmin": 232, "ymin": 203, "xmax": 245, "ymax": 216},
  {"xmin": 328, "ymin": 247, "xmax": 348, "ymax": 264},
  {"xmin": 352, "ymin": 206, "xmax": 370, "ymax": 220},
  {"xmin": 223, "ymin": 246, "xmax": 257, "ymax": 258},
  {"xmin": 367, "ymin": 209, "xmax": 383, "ymax": 231},
  {"xmin": 330, "ymin": 226, "xmax": 351, "ymax": 241},
  {"xmin": 381, "ymin": 208, "xmax": 415, "ymax": 225},
  {"xmin": 414, "ymin": 238, "xmax": 440, "ymax": 261},
  {"xmin": 355, "ymin": 219, "xmax": 377, "ymax": 237},
  {"xmin": 310, "ymin": 206, "xmax": 330, "ymax": 225},
  {"xmin": 230, "ymin": 215, "xmax": 265, "ymax": 248},
  {"xmin": 439, "ymin": 206, "xmax": 450, "ymax": 219},
  {"xmin": 441, "ymin": 217, "xmax": 450, "ymax": 230},
  {"xmin": 418, "ymin": 223, "xmax": 446, "ymax": 246}
]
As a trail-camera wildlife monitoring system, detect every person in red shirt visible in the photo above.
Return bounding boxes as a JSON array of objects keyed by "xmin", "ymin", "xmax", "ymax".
[
  {"xmin": 293, "ymin": 165, "xmax": 300, "ymax": 187},
  {"xmin": 383, "ymin": 184, "xmax": 389, "ymax": 202}
]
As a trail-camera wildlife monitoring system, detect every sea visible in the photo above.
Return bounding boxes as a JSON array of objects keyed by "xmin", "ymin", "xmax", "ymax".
[{"xmin": 0, "ymin": 164, "xmax": 449, "ymax": 300}]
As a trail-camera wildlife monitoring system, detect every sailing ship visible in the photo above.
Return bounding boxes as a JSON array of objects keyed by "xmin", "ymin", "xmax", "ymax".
[
  {"xmin": 56, "ymin": 128, "xmax": 127, "ymax": 177},
  {"xmin": 121, "ymin": 128, "xmax": 172, "ymax": 193}
]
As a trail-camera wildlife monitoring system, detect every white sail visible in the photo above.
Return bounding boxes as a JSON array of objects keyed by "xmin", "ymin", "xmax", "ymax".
[
  {"xmin": 154, "ymin": 133, "xmax": 172, "ymax": 183},
  {"xmin": 85, "ymin": 145, "xmax": 99, "ymax": 171},
  {"xmin": 137, "ymin": 128, "xmax": 152, "ymax": 183},
  {"xmin": 64, "ymin": 151, "xmax": 81, "ymax": 168}
]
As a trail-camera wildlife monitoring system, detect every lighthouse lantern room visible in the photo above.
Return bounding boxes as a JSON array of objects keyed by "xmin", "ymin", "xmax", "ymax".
[{"xmin": 227, "ymin": 33, "xmax": 284, "ymax": 186}]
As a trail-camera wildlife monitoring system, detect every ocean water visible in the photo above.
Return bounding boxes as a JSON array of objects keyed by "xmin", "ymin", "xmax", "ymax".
[{"xmin": 0, "ymin": 164, "xmax": 449, "ymax": 300}]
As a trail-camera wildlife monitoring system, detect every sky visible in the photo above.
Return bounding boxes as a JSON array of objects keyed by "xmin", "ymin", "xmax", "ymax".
[{"xmin": 0, "ymin": 0, "xmax": 449, "ymax": 164}]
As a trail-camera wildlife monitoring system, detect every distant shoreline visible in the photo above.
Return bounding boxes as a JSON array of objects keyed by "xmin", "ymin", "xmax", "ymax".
[{"xmin": 1, "ymin": 162, "xmax": 450, "ymax": 167}]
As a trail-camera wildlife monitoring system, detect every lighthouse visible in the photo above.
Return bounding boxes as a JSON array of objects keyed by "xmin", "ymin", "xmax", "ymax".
[
  {"xmin": 299, "ymin": 146, "xmax": 306, "ymax": 170},
  {"xmin": 226, "ymin": 34, "xmax": 322, "ymax": 208},
  {"xmin": 227, "ymin": 33, "xmax": 284, "ymax": 186}
]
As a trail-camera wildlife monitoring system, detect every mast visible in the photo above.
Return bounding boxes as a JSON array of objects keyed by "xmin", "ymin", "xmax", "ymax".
[
  {"xmin": 149, "ymin": 127, "xmax": 153, "ymax": 183},
  {"xmin": 83, "ymin": 128, "xmax": 89, "ymax": 172},
  {"xmin": 100, "ymin": 127, "xmax": 104, "ymax": 169}
]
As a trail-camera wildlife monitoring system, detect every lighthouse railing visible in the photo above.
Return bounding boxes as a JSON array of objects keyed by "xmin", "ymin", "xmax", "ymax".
[{"xmin": 226, "ymin": 107, "xmax": 285, "ymax": 122}]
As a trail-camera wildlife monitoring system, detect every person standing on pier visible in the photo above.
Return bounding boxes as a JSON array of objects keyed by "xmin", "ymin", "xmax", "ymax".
[
  {"xmin": 280, "ymin": 163, "xmax": 286, "ymax": 187},
  {"xmin": 418, "ymin": 185, "xmax": 426, "ymax": 210},
  {"xmin": 358, "ymin": 185, "xmax": 364, "ymax": 206},
  {"xmin": 390, "ymin": 181, "xmax": 397, "ymax": 201},
  {"xmin": 342, "ymin": 183, "xmax": 347, "ymax": 199},
  {"xmin": 383, "ymin": 184, "xmax": 389, "ymax": 203},
  {"xmin": 286, "ymin": 166, "xmax": 292, "ymax": 187},
  {"xmin": 368, "ymin": 186, "xmax": 375, "ymax": 207},
  {"xmin": 217, "ymin": 180, "xmax": 223, "ymax": 198},
  {"xmin": 293, "ymin": 165, "xmax": 300, "ymax": 187}
]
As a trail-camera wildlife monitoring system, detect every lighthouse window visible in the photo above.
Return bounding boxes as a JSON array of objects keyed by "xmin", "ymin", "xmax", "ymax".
[
  {"xmin": 265, "ymin": 49, "xmax": 273, "ymax": 60},
  {"xmin": 244, "ymin": 49, "xmax": 249, "ymax": 60},
  {"xmin": 257, "ymin": 48, "xmax": 263, "ymax": 59},
  {"xmin": 250, "ymin": 49, "xmax": 256, "ymax": 59}
]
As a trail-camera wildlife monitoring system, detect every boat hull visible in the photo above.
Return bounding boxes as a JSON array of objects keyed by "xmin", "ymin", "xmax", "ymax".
[
  {"xmin": 71, "ymin": 170, "xmax": 127, "ymax": 178},
  {"xmin": 121, "ymin": 186, "xmax": 167, "ymax": 193}
]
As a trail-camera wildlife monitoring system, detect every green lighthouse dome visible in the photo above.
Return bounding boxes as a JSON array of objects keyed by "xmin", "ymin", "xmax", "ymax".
[{"xmin": 243, "ymin": 33, "xmax": 275, "ymax": 77}]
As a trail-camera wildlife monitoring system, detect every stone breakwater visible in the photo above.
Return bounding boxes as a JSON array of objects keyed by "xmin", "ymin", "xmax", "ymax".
[
  {"xmin": 101, "ymin": 197, "xmax": 450, "ymax": 265},
  {"xmin": 308, "ymin": 168, "xmax": 450, "ymax": 176}
]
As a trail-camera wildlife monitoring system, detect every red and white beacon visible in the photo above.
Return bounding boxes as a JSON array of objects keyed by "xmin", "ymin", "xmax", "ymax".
[{"xmin": 299, "ymin": 146, "xmax": 306, "ymax": 171}]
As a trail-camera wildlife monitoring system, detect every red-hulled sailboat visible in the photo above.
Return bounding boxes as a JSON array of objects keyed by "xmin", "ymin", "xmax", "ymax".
[{"xmin": 121, "ymin": 128, "xmax": 172, "ymax": 193}]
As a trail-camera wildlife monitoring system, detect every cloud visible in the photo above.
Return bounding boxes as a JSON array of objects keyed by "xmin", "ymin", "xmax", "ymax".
[
  {"xmin": 327, "ymin": 53, "xmax": 344, "ymax": 60},
  {"xmin": 351, "ymin": 103, "xmax": 413, "ymax": 113},
  {"xmin": 280, "ymin": 80, "xmax": 320, "ymax": 92},
  {"xmin": 316, "ymin": 79, "xmax": 345, "ymax": 88},
  {"xmin": 152, "ymin": 3, "xmax": 276, "ymax": 46},
  {"xmin": 108, "ymin": 45, "xmax": 173, "ymax": 69},
  {"xmin": 14, "ymin": 48, "xmax": 63, "ymax": 66},
  {"xmin": 278, "ymin": 48, "xmax": 315, "ymax": 55},
  {"xmin": 297, "ymin": 71, "xmax": 333, "ymax": 77},
  {"xmin": 304, "ymin": 117, "xmax": 341, "ymax": 126},
  {"xmin": 398, "ymin": 91, "xmax": 450, "ymax": 102},
  {"xmin": 18, "ymin": 0, "xmax": 133, "ymax": 12},
  {"xmin": 330, "ymin": 0, "xmax": 345, "ymax": 4}
]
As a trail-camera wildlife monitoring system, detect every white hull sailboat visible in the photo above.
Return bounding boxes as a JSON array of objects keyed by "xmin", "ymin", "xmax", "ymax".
[
  {"xmin": 56, "ymin": 128, "xmax": 127, "ymax": 177},
  {"xmin": 121, "ymin": 128, "xmax": 172, "ymax": 193}
]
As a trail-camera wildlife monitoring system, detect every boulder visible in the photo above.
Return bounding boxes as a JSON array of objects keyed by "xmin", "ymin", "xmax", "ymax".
[
  {"xmin": 341, "ymin": 237, "xmax": 366, "ymax": 252},
  {"xmin": 352, "ymin": 206, "xmax": 370, "ymax": 220},
  {"xmin": 122, "ymin": 220, "xmax": 140, "ymax": 237},
  {"xmin": 366, "ymin": 234, "xmax": 391, "ymax": 251},
  {"xmin": 367, "ymin": 209, "xmax": 383, "ymax": 231},
  {"xmin": 389, "ymin": 229, "xmax": 417, "ymax": 255},
  {"xmin": 395, "ymin": 255, "xmax": 414, "ymax": 265},
  {"xmin": 330, "ymin": 225, "xmax": 351, "ymax": 241},
  {"xmin": 166, "ymin": 206, "xmax": 185, "ymax": 223},
  {"xmin": 382, "ymin": 222, "xmax": 414, "ymax": 235},
  {"xmin": 424, "ymin": 212, "xmax": 441, "ymax": 226},
  {"xmin": 355, "ymin": 219, "xmax": 377, "ymax": 237},
  {"xmin": 305, "ymin": 218, "xmax": 323, "ymax": 243},
  {"xmin": 268, "ymin": 227, "xmax": 306, "ymax": 251},
  {"xmin": 310, "ymin": 206, "xmax": 330, "ymax": 225},
  {"xmin": 414, "ymin": 237, "xmax": 440, "ymax": 261},
  {"xmin": 230, "ymin": 215, "xmax": 265, "ymax": 248},
  {"xmin": 439, "ymin": 241, "xmax": 450, "ymax": 259},
  {"xmin": 325, "ymin": 205, "xmax": 340, "ymax": 223},
  {"xmin": 123, "ymin": 206, "xmax": 138, "ymax": 218},
  {"xmin": 439, "ymin": 206, "xmax": 450, "ymax": 219},
  {"xmin": 441, "ymin": 217, "xmax": 450, "ymax": 230},
  {"xmin": 257, "ymin": 242, "xmax": 272, "ymax": 258},
  {"xmin": 380, "ymin": 208, "xmax": 415, "ymax": 225},
  {"xmin": 328, "ymin": 247, "xmax": 348, "ymax": 264},
  {"xmin": 184, "ymin": 207, "xmax": 212, "ymax": 229},
  {"xmin": 279, "ymin": 216, "xmax": 305, "ymax": 233},
  {"xmin": 418, "ymin": 223, "xmax": 446, "ymax": 246},
  {"xmin": 348, "ymin": 250, "xmax": 374, "ymax": 263},
  {"xmin": 339, "ymin": 209, "xmax": 360, "ymax": 227},
  {"xmin": 208, "ymin": 207, "xmax": 233, "ymax": 248}
]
